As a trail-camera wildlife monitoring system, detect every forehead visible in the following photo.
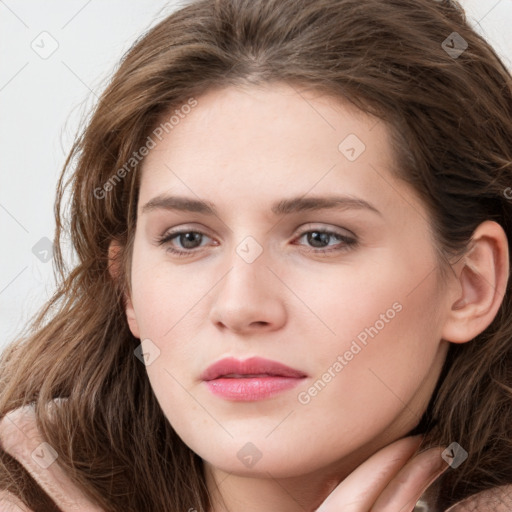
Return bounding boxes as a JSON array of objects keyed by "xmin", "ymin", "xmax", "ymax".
[{"xmin": 137, "ymin": 83, "xmax": 408, "ymax": 218}]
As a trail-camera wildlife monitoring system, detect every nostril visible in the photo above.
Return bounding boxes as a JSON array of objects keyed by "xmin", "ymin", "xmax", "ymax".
[{"xmin": 251, "ymin": 321, "xmax": 269, "ymax": 327}]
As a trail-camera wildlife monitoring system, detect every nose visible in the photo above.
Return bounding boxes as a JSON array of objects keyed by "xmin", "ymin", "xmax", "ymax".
[{"xmin": 209, "ymin": 249, "xmax": 287, "ymax": 334}]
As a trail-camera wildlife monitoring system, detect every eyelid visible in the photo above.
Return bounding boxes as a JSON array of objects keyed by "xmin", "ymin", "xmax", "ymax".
[
  {"xmin": 156, "ymin": 222, "xmax": 355, "ymax": 244},
  {"xmin": 157, "ymin": 223, "xmax": 215, "ymax": 239},
  {"xmin": 295, "ymin": 222, "xmax": 356, "ymax": 238},
  {"xmin": 155, "ymin": 222, "xmax": 358, "ymax": 260}
]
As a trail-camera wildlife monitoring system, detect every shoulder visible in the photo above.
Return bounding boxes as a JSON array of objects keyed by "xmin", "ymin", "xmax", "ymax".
[
  {"xmin": 0, "ymin": 400, "xmax": 104, "ymax": 512},
  {"xmin": 444, "ymin": 484, "xmax": 512, "ymax": 512}
]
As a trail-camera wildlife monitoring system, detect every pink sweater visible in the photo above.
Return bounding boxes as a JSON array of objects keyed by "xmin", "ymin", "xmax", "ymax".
[
  {"xmin": 1, "ymin": 403, "xmax": 511, "ymax": 511},
  {"xmin": 0, "ymin": 403, "xmax": 103, "ymax": 511}
]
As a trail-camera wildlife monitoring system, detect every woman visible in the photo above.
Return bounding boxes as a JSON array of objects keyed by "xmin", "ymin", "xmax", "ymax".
[{"xmin": 1, "ymin": 0, "xmax": 511, "ymax": 510}]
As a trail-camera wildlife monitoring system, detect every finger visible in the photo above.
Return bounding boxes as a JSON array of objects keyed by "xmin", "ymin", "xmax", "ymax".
[
  {"xmin": 371, "ymin": 446, "xmax": 448, "ymax": 512},
  {"xmin": 315, "ymin": 435, "xmax": 423, "ymax": 512}
]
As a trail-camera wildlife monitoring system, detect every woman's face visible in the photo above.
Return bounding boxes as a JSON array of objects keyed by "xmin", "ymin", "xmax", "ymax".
[{"xmin": 125, "ymin": 82, "xmax": 453, "ymax": 480}]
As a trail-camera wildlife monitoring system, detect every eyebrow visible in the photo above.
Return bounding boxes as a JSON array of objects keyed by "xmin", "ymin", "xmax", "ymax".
[{"xmin": 141, "ymin": 194, "xmax": 382, "ymax": 217}]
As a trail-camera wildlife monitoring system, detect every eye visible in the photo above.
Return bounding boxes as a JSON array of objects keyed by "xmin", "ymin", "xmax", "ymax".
[
  {"xmin": 156, "ymin": 229, "xmax": 214, "ymax": 257},
  {"xmin": 155, "ymin": 226, "xmax": 358, "ymax": 258},
  {"xmin": 294, "ymin": 228, "xmax": 357, "ymax": 254}
]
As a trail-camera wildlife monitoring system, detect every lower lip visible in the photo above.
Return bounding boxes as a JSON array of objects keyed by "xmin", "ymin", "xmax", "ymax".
[{"xmin": 204, "ymin": 376, "xmax": 305, "ymax": 401}]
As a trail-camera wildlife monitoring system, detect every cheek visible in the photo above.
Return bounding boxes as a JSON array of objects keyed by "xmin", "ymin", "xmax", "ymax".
[
  {"xmin": 297, "ymin": 243, "xmax": 439, "ymax": 361},
  {"xmin": 298, "ymin": 256, "xmax": 444, "ymax": 430},
  {"xmin": 128, "ymin": 246, "xmax": 212, "ymax": 396},
  {"xmin": 283, "ymin": 249, "xmax": 440, "ymax": 363},
  {"xmin": 129, "ymin": 244, "xmax": 207, "ymax": 339}
]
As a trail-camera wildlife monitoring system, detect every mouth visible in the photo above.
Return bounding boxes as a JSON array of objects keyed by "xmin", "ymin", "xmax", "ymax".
[
  {"xmin": 221, "ymin": 373, "xmax": 286, "ymax": 378},
  {"xmin": 200, "ymin": 356, "xmax": 307, "ymax": 381},
  {"xmin": 201, "ymin": 357, "xmax": 307, "ymax": 401}
]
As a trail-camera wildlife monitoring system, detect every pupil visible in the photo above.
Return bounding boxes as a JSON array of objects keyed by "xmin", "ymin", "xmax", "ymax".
[
  {"xmin": 181, "ymin": 232, "xmax": 201, "ymax": 249},
  {"xmin": 308, "ymin": 231, "xmax": 329, "ymax": 248}
]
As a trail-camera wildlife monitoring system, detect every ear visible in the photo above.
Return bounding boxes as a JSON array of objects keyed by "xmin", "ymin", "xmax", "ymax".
[
  {"xmin": 441, "ymin": 221, "xmax": 509, "ymax": 343},
  {"xmin": 108, "ymin": 239, "xmax": 141, "ymax": 339}
]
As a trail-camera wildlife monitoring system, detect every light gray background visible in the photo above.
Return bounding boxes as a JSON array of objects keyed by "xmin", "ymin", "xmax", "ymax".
[{"xmin": 1, "ymin": 0, "xmax": 511, "ymax": 353}]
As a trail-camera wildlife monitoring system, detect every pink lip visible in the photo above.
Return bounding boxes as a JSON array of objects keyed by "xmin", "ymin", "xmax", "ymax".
[{"xmin": 201, "ymin": 356, "xmax": 307, "ymax": 401}]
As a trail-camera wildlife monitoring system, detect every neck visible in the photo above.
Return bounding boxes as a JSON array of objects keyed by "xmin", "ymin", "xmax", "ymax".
[
  {"xmin": 203, "ymin": 437, "xmax": 386, "ymax": 512},
  {"xmin": 205, "ymin": 465, "xmax": 342, "ymax": 512}
]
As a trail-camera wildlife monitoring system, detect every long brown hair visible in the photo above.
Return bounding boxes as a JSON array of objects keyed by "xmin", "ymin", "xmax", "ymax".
[{"xmin": 1, "ymin": 0, "xmax": 511, "ymax": 510}]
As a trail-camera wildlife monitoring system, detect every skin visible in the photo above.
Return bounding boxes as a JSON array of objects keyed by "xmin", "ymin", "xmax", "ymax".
[{"xmin": 110, "ymin": 82, "xmax": 509, "ymax": 511}]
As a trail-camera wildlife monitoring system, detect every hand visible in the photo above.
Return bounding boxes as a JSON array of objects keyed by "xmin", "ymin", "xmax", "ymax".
[{"xmin": 315, "ymin": 435, "xmax": 448, "ymax": 512}]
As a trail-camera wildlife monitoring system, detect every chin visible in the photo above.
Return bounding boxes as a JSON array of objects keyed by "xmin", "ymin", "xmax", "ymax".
[{"xmin": 197, "ymin": 439, "xmax": 321, "ymax": 478}]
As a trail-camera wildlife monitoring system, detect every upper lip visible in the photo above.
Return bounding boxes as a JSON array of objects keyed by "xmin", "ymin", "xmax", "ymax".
[{"xmin": 200, "ymin": 356, "xmax": 307, "ymax": 381}]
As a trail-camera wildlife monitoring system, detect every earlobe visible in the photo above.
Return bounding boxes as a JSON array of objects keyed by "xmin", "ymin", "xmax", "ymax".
[
  {"xmin": 108, "ymin": 239, "xmax": 141, "ymax": 339},
  {"xmin": 441, "ymin": 221, "xmax": 509, "ymax": 344},
  {"xmin": 124, "ymin": 294, "xmax": 141, "ymax": 339}
]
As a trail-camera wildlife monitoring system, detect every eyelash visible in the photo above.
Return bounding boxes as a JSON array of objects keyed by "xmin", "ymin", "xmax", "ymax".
[{"xmin": 155, "ymin": 227, "xmax": 358, "ymax": 258}]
